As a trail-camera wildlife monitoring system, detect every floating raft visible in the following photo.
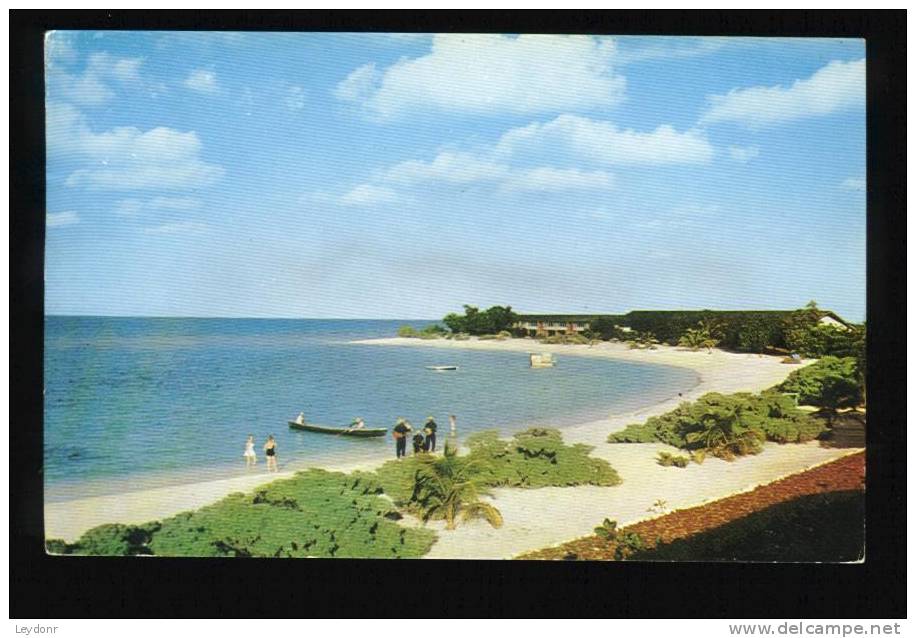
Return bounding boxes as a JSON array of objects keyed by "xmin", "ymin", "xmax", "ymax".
[{"xmin": 288, "ymin": 422, "xmax": 387, "ymax": 437}]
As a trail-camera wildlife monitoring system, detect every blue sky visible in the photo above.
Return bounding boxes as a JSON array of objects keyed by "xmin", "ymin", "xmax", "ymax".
[{"xmin": 45, "ymin": 33, "xmax": 866, "ymax": 321}]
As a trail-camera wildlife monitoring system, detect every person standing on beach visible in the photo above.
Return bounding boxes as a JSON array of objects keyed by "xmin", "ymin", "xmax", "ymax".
[
  {"xmin": 393, "ymin": 418, "xmax": 411, "ymax": 459},
  {"xmin": 243, "ymin": 435, "xmax": 257, "ymax": 468},
  {"xmin": 445, "ymin": 414, "xmax": 458, "ymax": 455},
  {"xmin": 423, "ymin": 416, "xmax": 438, "ymax": 452},
  {"xmin": 264, "ymin": 435, "xmax": 278, "ymax": 472}
]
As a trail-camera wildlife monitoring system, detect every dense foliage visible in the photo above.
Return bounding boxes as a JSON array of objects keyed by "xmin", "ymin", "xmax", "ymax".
[
  {"xmin": 466, "ymin": 428, "xmax": 622, "ymax": 488},
  {"xmin": 609, "ymin": 391, "xmax": 826, "ymax": 458},
  {"xmin": 777, "ymin": 357, "xmax": 864, "ymax": 420},
  {"xmin": 49, "ymin": 470, "xmax": 437, "ymax": 558},
  {"xmin": 521, "ymin": 305, "xmax": 862, "ymax": 356},
  {"xmin": 442, "ymin": 305, "xmax": 518, "ymax": 335},
  {"xmin": 619, "ymin": 310, "xmax": 793, "ymax": 351}
]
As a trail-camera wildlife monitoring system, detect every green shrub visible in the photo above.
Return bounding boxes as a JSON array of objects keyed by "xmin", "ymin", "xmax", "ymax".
[
  {"xmin": 63, "ymin": 522, "xmax": 160, "ymax": 556},
  {"xmin": 419, "ymin": 324, "xmax": 447, "ymax": 337},
  {"xmin": 148, "ymin": 470, "xmax": 436, "ymax": 558},
  {"xmin": 657, "ymin": 451, "xmax": 690, "ymax": 468},
  {"xmin": 594, "ymin": 518, "xmax": 618, "ymax": 539},
  {"xmin": 466, "ymin": 428, "xmax": 622, "ymax": 488},
  {"xmin": 777, "ymin": 357, "xmax": 863, "ymax": 419},
  {"xmin": 614, "ymin": 530, "xmax": 645, "ymax": 560},
  {"xmin": 609, "ymin": 391, "xmax": 826, "ymax": 457},
  {"xmin": 65, "ymin": 470, "xmax": 436, "ymax": 558},
  {"xmin": 397, "ymin": 325, "xmax": 419, "ymax": 338}
]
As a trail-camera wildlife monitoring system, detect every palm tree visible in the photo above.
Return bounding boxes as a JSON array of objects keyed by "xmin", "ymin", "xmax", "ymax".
[
  {"xmin": 410, "ymin": 446, "xmax": 503, "ymax": 530},
  {"xmin": 679, "ymin": 326, "xmax": 720, "ymax": 352}
]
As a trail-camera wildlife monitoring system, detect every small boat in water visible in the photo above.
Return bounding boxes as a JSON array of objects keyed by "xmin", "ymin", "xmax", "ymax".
[
  {"xmin": 530, "ymin": 353, "xmax": 556, "ymax": 368},
  {"xmin": 425, "ymin": 365, "xmax": 458, "ymax": 371},
  {"xmin": 288, "ymin": 422, "xmax": 387, "ymax": 437}
]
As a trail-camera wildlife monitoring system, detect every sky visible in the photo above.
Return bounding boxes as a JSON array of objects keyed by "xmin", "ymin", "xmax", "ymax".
[{"xmin": 44, "ymin": 32, "xmax": 866, "ymax": 321}]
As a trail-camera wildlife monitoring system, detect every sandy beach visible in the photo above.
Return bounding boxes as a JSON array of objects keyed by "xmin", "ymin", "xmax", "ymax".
[{"xmin": 45, "ymin": 337, "xmax": 861, "ymax": 552}]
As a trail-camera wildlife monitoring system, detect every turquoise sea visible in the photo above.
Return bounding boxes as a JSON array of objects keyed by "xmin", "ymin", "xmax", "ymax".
[{"xmin": 44, "ymin": 317, "xmax": 699, "ymax": 501}]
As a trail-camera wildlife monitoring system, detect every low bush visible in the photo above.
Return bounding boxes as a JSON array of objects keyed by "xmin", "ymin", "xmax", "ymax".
[
  {"xmin": 591, "ymin": 518, "xmax": 645, "ymax": 560},
  {"xmin": 397, "ymin": 325, "xmax": 419, "ymax": 338},
  {"xmin": 609, "ymin": 391, "xmax": 826, "ymax": 459},
  {"xmin": 657, "ymin": 451, "xmax": 690, "ymax": 468},
  {"xmin": 49, "ymin": 522, "xmax": 160, "ymax": 556},
  {"xmin": 465, "ymin": 428, "xmax": 622, "ymax": 488},
  {"xmin": 777, "ymin": 357, "xmax": 863, "ymax": 421},
  {"xmin": 60, "ymin": 470, "xmax": 437, "ymax": 558}
]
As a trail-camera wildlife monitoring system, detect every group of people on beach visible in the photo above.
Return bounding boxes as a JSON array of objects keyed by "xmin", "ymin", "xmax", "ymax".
[
  {"xmin": 244, "ymin": 413, "xmax": 457, "ymax": 471},
  {"xmin": 392, "ymin": 414, "xmax": 457, "ymax": 459},
  {"xmin": 243, "ymin": 434, "xmax": 279, "ymax": 472}
]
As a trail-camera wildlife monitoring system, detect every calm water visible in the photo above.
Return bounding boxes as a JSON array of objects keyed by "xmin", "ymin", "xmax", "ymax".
[{"xmin": 44, "ymin": 317, "xmax": 698, "ymax": 500}]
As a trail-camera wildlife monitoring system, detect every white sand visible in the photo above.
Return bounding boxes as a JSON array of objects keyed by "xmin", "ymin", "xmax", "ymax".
[{"xmin": 46, "ymin": 337, "xmax": 861, "ymax": 553}]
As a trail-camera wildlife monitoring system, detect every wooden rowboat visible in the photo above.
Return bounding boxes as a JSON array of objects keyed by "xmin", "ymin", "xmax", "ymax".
[{"xmin": 288, "ymin": 421, "xmax": 387, "ymax": 437}]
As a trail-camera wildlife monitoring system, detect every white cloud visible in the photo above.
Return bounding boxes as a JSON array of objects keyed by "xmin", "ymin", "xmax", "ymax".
[
  {"xmin": 841, "ymin": 177, "xmax": 866, "ymax": 192},
  {"xmin": 48, "ymin": 102, "xmax": 224, "ymax": 191},
  {"xmin": 286, "ymin": 85, "xmax": 306, "ymax": 111},
  {"xmin": 501, "ymin": 167, "xmax": 614, "ymax": 193},
  {"xmin": 336, "ymin": 34, "xmax": 626, "ymax": 118},
  {"xmin": 701, "ymin": 58, "xmax": 865, "ymax": 128},
  {"xmin": 47, "ymin": 211, "xmax": 80, "ymax": 227},
  {"xmin": 339, "ymin": 184, "xmax": 398, "ymax": 206},
  {"xmin": 496, "ymin": 114, "xmax": 714, "ymax": 165},
  {"xmin": 52, "ymin": 52, "xmax": 146, "ymax": 106},
  {"xmin": 384, "ymin": 151, "xmax": 510, "ymax": 185},
  {"xmin": 374, "ymin": 149, "xmax": 614, "ymax": 197},
  {"xmin": 143, "ymin": 221, "xmax": 208, "ymax": 235},
  {"xmin": 333, "ymin": 63, "xmax": 381, "ymax": 103},
  {"xmin": 728, "ymin": 145, "xmax": 760, "ymax": 163},
  {"xmin": 184, "ymin": 69, "xmax": 219, "ymax": 94}
]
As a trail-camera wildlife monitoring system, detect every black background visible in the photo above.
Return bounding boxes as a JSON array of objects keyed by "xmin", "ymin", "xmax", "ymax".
[{"xmin": 10, "ymin": 10, "xmax": 906, "ymax": 619}]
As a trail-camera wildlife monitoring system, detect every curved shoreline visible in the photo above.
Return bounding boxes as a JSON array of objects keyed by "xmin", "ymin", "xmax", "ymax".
[{"xmin": 45, "ymin": 337, "xmax": 839, "ymax": 546}]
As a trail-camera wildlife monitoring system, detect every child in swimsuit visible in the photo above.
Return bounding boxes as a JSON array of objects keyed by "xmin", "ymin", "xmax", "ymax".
[{"xmin": 244, "ymin": 435, "xmax": 257, "ymax": 467}]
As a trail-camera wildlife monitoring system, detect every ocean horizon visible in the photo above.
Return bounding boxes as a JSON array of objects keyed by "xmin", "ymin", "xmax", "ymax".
[{"xmin": 44, "ymin": 316, "xmax": 699, "ymax": 501}]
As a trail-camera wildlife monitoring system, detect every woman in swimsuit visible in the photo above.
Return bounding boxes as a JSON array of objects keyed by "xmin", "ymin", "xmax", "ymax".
[
  {"xmin": 264, "ymin": 435, "xmax": 278, "ymax": 473},
  {"xmin": 243, "ymin": 434, "xmax": 257, "ymax": 468}
]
